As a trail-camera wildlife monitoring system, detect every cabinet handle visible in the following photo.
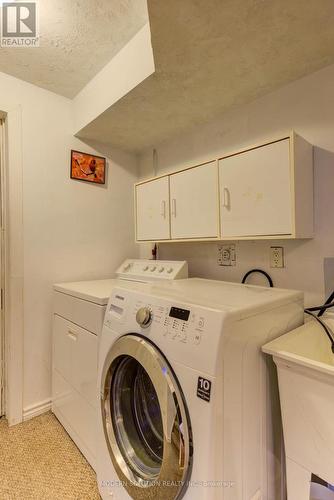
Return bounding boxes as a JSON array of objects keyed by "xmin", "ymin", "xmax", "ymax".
[
  {"xmin": 223, "ymin": 187, "xmax": 231, "ymax": 210},
  {"xmin": 68, "ymin": 330, "xmax": 78, "ymax": 341},
  {"xmin": 160, "ymin": 200, "xmax": 166, "ymax": 218},
  {"xmin": 171, "ymin": 198, "xmax": 177, "ymax": 217}
]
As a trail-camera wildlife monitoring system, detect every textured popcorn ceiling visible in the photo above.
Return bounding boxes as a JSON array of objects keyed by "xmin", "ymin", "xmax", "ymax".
[
  {"xmin": 0, "ymin": 0, "xmax": 148, "ymax": 98},
  {"xmin": 77, "ymin": 0, "xmax": 334, "ymax": 152}
]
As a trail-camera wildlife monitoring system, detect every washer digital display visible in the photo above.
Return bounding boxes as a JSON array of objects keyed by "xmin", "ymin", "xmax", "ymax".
[{"xmin": 169, "ymin": 307, "xmax": 190, "ymax": 321}]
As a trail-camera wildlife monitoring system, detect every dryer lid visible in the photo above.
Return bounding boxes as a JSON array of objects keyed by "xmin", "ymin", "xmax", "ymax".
[{"xmin": 53, "ymin": 279, "xmax": 116, "ymax": 305}]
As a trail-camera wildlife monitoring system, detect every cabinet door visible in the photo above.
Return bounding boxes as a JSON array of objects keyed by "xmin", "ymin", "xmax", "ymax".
[
  {"xmin": 136, "ymin": 177, "xmax": 170, "ymax": 241},
  {"xmin": 170, "ymin": 161, "xmax": 219, "ymax": 239},
  {"xmin": 219, "ymin": 139, "xmax": 292, "ymax": 237}
]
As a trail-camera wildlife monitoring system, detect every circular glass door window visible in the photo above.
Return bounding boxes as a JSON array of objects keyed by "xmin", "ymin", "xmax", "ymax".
[{"xmin": 111, "ymin": 356, "xmax": 164, "ymax": 480}]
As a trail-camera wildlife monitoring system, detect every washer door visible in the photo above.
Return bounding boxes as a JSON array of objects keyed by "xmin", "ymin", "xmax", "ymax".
[{"xmin": 101, "ymin": 335, "xmax": 193, "ymax": 499}]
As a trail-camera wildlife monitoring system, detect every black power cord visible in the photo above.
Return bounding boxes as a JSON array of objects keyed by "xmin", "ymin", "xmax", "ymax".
[
  {"xmin": 241, "ymin": 269, "xmax": 274, "ymax": 288},
  {"xmin": 304, "ymin": 301, "xmax": 334, "ymax": 353},
  {"xmin": 317, "ymin": 290, "xmax": 334, "ymax": 318},
  {"xmin": 241, "ymin": 269, "xmax": 334, "ymax": 353}
]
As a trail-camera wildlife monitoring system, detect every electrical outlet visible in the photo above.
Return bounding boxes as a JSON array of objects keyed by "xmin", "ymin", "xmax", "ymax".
[
  {"xmin": 270, "ymin": 246, "xmax": 284, "ymax": 268},
  {"xmin": 218, "ymin": 244, "xmax": 236, "ymax": 266}
]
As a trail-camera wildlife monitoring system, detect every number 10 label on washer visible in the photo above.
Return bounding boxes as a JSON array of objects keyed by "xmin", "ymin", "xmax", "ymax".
[{"xmin": 197, "ymin": 377, "xmax": 212, "ymax": 402}]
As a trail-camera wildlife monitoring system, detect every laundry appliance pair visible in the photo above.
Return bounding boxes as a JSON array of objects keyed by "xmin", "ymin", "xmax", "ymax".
[{"xmin": 52, "ymin": 260, "xmax": 188, "ymax": 468}]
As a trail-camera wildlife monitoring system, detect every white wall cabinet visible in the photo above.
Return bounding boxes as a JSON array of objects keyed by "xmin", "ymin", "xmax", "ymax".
[
  {"xmin": 170, "ymin": 161, "xmax": 219, "ymax": 239},
  {"xmin": 136, "ymin": 161, "xmax": 219, "ymax": 241},
  {"xmin": 136, "ymin": 176, "xmax": 170, "ymax": 241},
  {"xmin": 219, "ymin": 139, "xmax": 292, "ymax": 237},
  {"xmin": 219, "ymin": 133, "xmax": 313, "ymax": 239},
  {"xmin": 135, "ymin": 132, "xmax": 313, "ymax": 242}
]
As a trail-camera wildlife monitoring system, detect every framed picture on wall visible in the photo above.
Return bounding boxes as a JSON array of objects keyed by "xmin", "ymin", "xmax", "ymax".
[{"xmin": 70, "ymin": 150, "xmax": 106, "ymax": 184}]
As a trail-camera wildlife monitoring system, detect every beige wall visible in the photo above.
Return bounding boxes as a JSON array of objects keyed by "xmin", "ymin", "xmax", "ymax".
[
  {"xmin": 138, "ymin": 63, "xmax": 334, "ymax": 307},
  {"xmin": 0, "ymin": 70, "xmax": 138, "ymax": 414}
]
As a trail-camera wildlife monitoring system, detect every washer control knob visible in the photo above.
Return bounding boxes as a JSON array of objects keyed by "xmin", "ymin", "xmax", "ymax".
[
  {"xmin": 150, "ymin": 266, "xmax": 157, "ymax": 272},
  {"xmin": 167, "ymin": 267, "xmax": 174, "ymax": 274},
  {"xmin": 158, "ymin": 267, "xmax": 165, "ymax": 273},
  {"xmin": 136, "ymin": 307, "xmax": 152, "ymax": 328},
  {"xmin": 143, "ymin": 265, "xmax": 149, "ymax": 271}
]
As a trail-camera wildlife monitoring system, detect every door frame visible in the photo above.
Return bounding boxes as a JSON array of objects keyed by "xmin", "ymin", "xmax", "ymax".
[
  {"xmin": 1, "ymin": 106, "xmax": 24, "ymax": 425},
  {"xmin": 0, "ymin": 116, "xmax": 4, "ymax": 416}
]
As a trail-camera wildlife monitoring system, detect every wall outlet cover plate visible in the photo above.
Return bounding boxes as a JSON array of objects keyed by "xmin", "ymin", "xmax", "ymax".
[
  {"xmin": 218, "ymin": 244, "xmax": 236, "ymax": 266},
  {"xmin": 270, "ymin": 246, "xmax": 284, "ymax": 268}
]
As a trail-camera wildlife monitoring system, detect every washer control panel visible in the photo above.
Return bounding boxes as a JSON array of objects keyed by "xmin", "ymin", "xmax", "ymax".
[
  {"xmin": 106, "ymin": 287, "xmax": 222, "ymax": 375},
  {"xmin": 133, "ymin": 300, "xmax": 207, "ymax": 346}
]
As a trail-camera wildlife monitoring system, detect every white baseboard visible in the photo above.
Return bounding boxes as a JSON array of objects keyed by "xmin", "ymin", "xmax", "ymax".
[{"xmin": 23, "ymin": 398, "xmax": 52, "ymax": 421}]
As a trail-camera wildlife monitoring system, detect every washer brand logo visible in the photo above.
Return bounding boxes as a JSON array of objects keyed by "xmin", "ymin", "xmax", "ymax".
[
  {"xmin": 1, "ymin": 2, "xmax": 39, "ymax": 47},
  {"xmin": 197, "ymin": 377, "xmax": 212, "ymax": 402}
]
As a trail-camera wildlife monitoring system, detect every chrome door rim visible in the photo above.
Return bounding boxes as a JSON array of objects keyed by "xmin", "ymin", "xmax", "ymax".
[{"xmin": 100, "ymin": 334, "xmax": 193, "ymax": 499}]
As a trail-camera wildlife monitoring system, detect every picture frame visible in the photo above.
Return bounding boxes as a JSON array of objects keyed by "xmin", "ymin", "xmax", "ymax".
[{"xmin": 70, "ymin": 150, "xmax": 106, "ymax": 184}]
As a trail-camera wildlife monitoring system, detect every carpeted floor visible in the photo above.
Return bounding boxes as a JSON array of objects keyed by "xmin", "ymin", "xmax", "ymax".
[{"xmin": 0, "ymin": 412, "xmax": 101, "ymax": 499}]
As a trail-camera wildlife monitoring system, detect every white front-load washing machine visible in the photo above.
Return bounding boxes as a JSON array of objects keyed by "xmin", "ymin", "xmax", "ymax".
[
  {"xmin": 97, "ymin": 278, "xmax": 304, "ymax": 500},
  {"xmin": 52, "ymin": 259, "xmax": 188, "ymax": 469}
]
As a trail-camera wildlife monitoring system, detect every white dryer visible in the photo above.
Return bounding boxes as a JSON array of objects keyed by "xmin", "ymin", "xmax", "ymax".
[
  {"xmin": 52, "ymin": 259, "xmax": 188, "ymax": 469},
  {"xmin": 97, "ymin": 278, "xmax": 304, "ymax": 500}
]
